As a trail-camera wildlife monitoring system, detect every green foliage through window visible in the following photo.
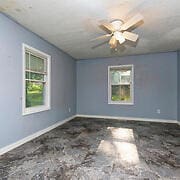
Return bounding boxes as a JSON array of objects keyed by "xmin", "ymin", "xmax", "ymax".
[
  {"xmin": 26, "ymin": 72, "xmax": 44, "ymax": 81},
  {"xmin": 25, "ymin": 51, "xmax": 46, "ymax": 108},
  {"xmin": 26, "ymin": 81, "xmax": 44, "ymax": 107},
  {"xmin": 110, "ymin": 65, "xmax": 133, "ymax": 103},
  {"xmin": 111, "ymin": 85, "xmax": 131, "ymax": 101}
]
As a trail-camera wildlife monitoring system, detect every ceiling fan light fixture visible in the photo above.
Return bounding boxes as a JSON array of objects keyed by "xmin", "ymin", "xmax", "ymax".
[
  {"xmin": 119, "ymin": 38, "xmax": 125, "ymax": 44},
  {"xmin": 111, "ymin": 20, "xmax": 123, "ymax": 31},
  {"xmin": 114, "ymin": 31, "xmax": 125, "ymax": 44}
]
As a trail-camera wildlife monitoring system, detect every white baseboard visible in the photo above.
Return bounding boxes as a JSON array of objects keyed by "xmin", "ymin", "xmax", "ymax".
[
  {"xmin": 0, "ymin": 115, "xmax": 76, "ymax": 156},
  {"xmin": 76, "ymin": 114, "xmax": 179, "ymax": 124},
  {"xmin": 0, "ymin": 114, "xmax": 179, "ymax": 156}
]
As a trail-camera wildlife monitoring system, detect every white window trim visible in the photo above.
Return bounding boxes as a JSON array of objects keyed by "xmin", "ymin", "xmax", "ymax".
[
  {"xmin": 108, "ymin": 64, "xmax": 134, "ymax": 105},
  {"xmin": 22, "ymin": 43, "xmax": 51, "ymax": 115}
]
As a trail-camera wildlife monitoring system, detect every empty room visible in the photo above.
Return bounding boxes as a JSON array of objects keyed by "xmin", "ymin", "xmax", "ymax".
[{"xmin": 0, "ymin": 0, "xmax": 180, "ymax": 179}]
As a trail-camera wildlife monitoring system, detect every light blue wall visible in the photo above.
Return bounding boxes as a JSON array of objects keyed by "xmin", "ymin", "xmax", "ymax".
[
  {"xmin": 178, "ymin": 51, "xmax": 180, "ymax": 121},
  {"xmin": 77, "ymin": 52, "xmax": 178, "ymax": 120},
  {"xmin": 0, "ymin": 13, "xmax": 179, "ymax": 150},
  {"xmin": 0, "ymin": 14, "xmax": 76, "ymax": 149}
]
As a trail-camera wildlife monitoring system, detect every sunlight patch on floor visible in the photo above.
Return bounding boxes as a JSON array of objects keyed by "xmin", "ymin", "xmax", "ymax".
[
  {"xmin": 97, "ymin": 127, "xmax": 139, "ymax": 165},
  {"xmin": 107, "ymin": 127, "xmax": 134, "ymax": 141}
]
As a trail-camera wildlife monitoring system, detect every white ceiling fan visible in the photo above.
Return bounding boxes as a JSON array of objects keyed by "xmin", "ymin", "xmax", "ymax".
[{"xmin": 92, "ymin": 14, "xmax": 143, "ymax": 49}]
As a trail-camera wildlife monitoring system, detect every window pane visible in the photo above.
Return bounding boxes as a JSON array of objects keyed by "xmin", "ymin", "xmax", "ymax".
[
  {"xmin": 111, "ymin": 70, "xmax": 121, "ymax": 84},
  {"xmin": 26, "ymin": 81, "xmax": 44, "ymax": 107},
  {"xmin": 111, "ymin": 85, "xmax": 121, "ymax": 101},
  {"xmin": 111, "ymin": 85, "xmax": 131, "ymax": 102},
  {"xmin": 25, "ymin": 52, "xmax": 29, "ymax": 69},
  {"xmin": 120, "ymin": 85, "xmax": 131, "ymax": 101},
  {"xmin": 29, "ymin": 54, "xmax": 45, "ymax": 72},
  {"xmin": 111, "ymin": 69, "xmax": 131, "ymax": 84},
  {"xmin": 121, "ymin": 75, "xmax": 131, "ymax": 84},
  {"xmin": 26, "ymin": 72, "xmax": 44, "ymax": 81}
]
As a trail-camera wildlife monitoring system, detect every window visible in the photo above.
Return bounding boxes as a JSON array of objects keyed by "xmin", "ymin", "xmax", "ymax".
[
  {"xmin": 108, "ymin": 65, "xmax": 134, "ymax": 105},
  {"xmin": 22, "ymin": 44, "xmax": 51, "ymax": 115}
]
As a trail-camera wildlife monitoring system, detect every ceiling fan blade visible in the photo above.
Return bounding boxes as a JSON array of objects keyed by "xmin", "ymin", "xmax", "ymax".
[
  {"xmin": 121, "ymin": 14, "xmax": 143, "ymax": 31},
  {"xmin": 91, "ymin": 34, "xmax": 111, "ymax": 41},
  {"xmin": 123, "ymin": 31, "xmax": 139, "ymax": 42},
  {"xmin": 109, "ymin": 35, "xmax": 117, "ymax": 48},
  {"xmin": 101, "ymin": 22, "xmax": 115, "ymax": 32}
]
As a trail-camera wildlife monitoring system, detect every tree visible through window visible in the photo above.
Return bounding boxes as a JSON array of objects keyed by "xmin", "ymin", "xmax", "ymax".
[{"xmin": 108, "ymin": 65, "xmax": 133, "ymax": 104}]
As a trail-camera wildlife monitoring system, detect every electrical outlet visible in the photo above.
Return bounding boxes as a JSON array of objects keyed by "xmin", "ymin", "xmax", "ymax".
[
  {"xmin": 68, "ymin": 108, "xmax": 71, "ymax": 113},
  {"xmin": 156, "ymin": 109, "xmax": 161, "ymax": 114}
]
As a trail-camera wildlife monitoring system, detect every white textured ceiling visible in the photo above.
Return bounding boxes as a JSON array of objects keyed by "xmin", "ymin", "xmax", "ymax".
[{"xmin": 0, "ymin": 0, "xmax": 180, "ymax": 59}]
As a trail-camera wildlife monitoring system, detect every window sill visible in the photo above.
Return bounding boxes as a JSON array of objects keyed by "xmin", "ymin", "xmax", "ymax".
[
  {"xmin": 22, "ymin": 105, "xmax": 50, "ymax": 116},
  {"xmin": 108, "ymin": 101, "xmax": 134, "ymax": 105}
]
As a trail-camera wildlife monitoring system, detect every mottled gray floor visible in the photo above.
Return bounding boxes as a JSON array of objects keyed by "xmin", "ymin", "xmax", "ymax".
[{"xmin": 0, "ymin": 117, "xmax": 180, "ymax": 180}]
